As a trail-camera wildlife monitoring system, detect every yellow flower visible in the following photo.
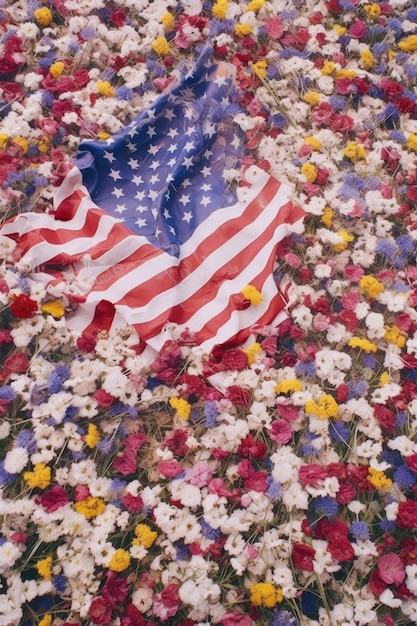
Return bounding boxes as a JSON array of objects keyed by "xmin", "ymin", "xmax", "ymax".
[
  {"xmin": 301, "ymin": 162, "xmax": 317, "ymax": 183},
  {"xmin": 241, "ymin": 284, "xmax": 263, "ymax": 305},
  {"xmin": 243, "ymin": 342, "xmax": 262, "ymax": 365},
  {"xmin": 245, "ymin": 0, "xmax": 265, "ymax": 12},
  {"xmin": 399, "ymin": 35, "xmax": 417, "ymax": 52},
  {"xmin": 134, "ymin": 523, "xmax": 158, "ymax": 548},
  {"xmin": 74, "ymin": 496, "xmax": 106, "ymax": 519},
  {"xmin": 335, "ymin": 69, "xmax": 357, "ymax": 80},
  {"xmin": 49, "ymin": 61, "xmax": 65, "ymax": 78},
  {"xmin": 384, "ymin": 325, "xmax": 406, "ymax": 349},
  {"xmin": 303, "ymin": 91, "xmax": 320, "ymax": 106},
  {"xmin": 234, "ymin": 22, "xmax": 253, "ymax": 38},
  {"xmin": 0, "ymin": 133, "xmax": 9, "ymax": 149},
  {"xmin": 333, "ymin": 24, "xmax": 346, "ymax": 36},
  {"xmin": 343, "ymin": 141, "xmax": 367, "ymax": 162},
  {"xmin": 161, "ymin": 12, "xmax": 175, "ymax": 30},
  {"xmin": 39, "ymin": 616, "xmax": 52, "ymax": 626},
  {"xmin": 321, "ymin": 60, "xmax": 336, "ymax": 75},
  {"xmin": 13, "ymin": 137, "xmax": 29, "ymax": 154},
  {"xmin": 85, "ymin": 423, "xmax": 100, "ymax": 448},
  {"xmin": 334, "ymin": 229, "xmax": 354, "ymax": 252},
  {"xmin": 169, "ymin": 396, "xmax": 191, "ymax": 420},
  {"xmin": 24, "ymin": 463, "xmax": 51, "ymax": 490},
  {"xmin": 348, "ymin": 337, "xmax": 377, "ymax": 353},
  {"xmin": 97, "ymin": 80, "xmax": 116, "ymax": 97},
  {"xmin": 152, "ymin": 36, "xmax": 170, "ymax": 57},
  {"xmin": 97, "ymin": 131, "xmax": 111, "ymax": 140},
  {"xmin": 275, "ymin": 379, "xmax": 303, "ymax": 394},
  {"xmin": 368, "ymin": 467, "xmax": 392, "ymax": 492},
  {"xmin": 252, "ymin": 60, "xmax": 268, "ymax": 80},
  {"xmin": 321, "ymin": 206, "xmax": 333, "ymax": 228},
  {"xmin": 41, "ymin": 300, "xmax": 65, "ymax": 318},
  {"xmin": 379, "ymin": 372, "xmax": 390, "ymax": 386},
  {"xmin": 363, "ymin": 3, "xmax": 381, "ymax": 18},
  {"xmin": 305, "ymin": 394, "xmax": 338, "ymax": 420},
  {"xmin": 250, "ymin": 582, "xmax": 283, "ymax": 607},
  {"xmin": 213, "ymin": 0, "xmax": 228, "ymax": 19},
  {"xmin": 34, "ymin": 7, "xmax": 53, "ymax": 26},
  {"xmin": 109, "ymin": 548, "xmax": 131, "ymax": 572},
  {"xmin": 359, "ymin": 275, "xmax": 384, "ymax": 298},
  {"xmin": 304, "ymin": 136, "xmax": 322, "ymax": 151},
  {"xmin": 38, "ymin": 136, "xmax": 51, "ymax": 154},
  {"xmin": 406, "ymin": 134, "xmax": 417, "ymax": 152},
  {"xmin": 36, "ymin": 555, "xmax": 53, "ymax": 580},
  {"xmin": 360, "ymin": 49, "xmax": 374, "ymax": 69}
]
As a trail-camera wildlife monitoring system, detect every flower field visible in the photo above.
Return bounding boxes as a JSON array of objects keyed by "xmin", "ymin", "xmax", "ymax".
[{"xmin": 2, "ymin": 0, "xmax": 417, "ymax": 625}]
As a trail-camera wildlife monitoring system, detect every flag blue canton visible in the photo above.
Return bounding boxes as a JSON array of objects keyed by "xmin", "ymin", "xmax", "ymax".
[{"xmin": 74, "ymin": 48, "xmax": 243, "ymax": 257}]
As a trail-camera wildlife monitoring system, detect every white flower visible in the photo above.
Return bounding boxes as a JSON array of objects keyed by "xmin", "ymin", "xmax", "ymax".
[{"xmin": 4, "ymin": 447, "xmax": 29, "ymax": 475}]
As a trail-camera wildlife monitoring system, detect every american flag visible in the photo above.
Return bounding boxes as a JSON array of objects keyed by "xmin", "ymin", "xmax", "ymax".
[{"xmin": 1, "ymin": 48, "xmax": 305, "ymax": 353}]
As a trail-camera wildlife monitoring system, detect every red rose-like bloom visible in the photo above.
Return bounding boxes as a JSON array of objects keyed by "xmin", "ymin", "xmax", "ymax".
[
  {"xmin": 397, "ymin": 500, "xmax": 417, "ymax": 528},
  {"xmin": 222, "ymin": 612, "xmax": 252, "ymax": 626},
  {"xmin": 88, "ymin": 597, "xmax": 113, "ymax": 624},
  {"xmin": 405, "ymin": 454, "xmax": 417, "ymax": 473},
  {"xmin": 238, "ymin": 434, "xmax": 267, "ymax": 458},
  {"xmin": 299, "ymin": 464, "xmax": 328, "ymax": 486},
  {"xmin": 221, "ymin": 348, "xmax": 249, "ymax": 370},
  {"xmin": 226, "ymin": 385, "xmax": 251, "ymax": 408},
  {"xmin": 10, "ymin": 294, "xmax": 38, "ymax": 318},
  {"xmin": 164, "ymin": 429, "xmax": 189, "ymax": 456},
  {"xmin": 292, "ymin": 542, "xmax": 316, "ymax": 571},
  {"xmin": 102, "ymin": 573, "xmax": 129, "ymax": 609},
  {"xmin": 39, "ymin": 485, "xmax": 69, "ymax": 512},
  {"xmin": 244, "ymin": 471, "xmax": 268, "ymax": 492},
  {"xmin": 113, "ymin": 447, "xmax": 138, "ymax": 475},
  {"xmin": 122, "ymin": 603, "xmax": 145, "ymax": 626},
  {"xmin": 4, "ymin": 352, "xmax": 30, "ymax": 373},
  {"xmin": 122, "ymin": 492, "xmax": 144, "ymax": 512},
  {"xmin": 157, "ymin": 460, "xmax": 183, "ymax": 478},
  {"xmin": 377, "ymin": 553, "xmax": 406, "ymax": 586},
  {"xmin": 328, "ymin": 538, "xmax": 354, "ymax": 562}
]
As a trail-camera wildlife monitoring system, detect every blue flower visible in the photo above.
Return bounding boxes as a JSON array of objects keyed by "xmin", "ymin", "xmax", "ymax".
[
  {"xmin": 349, "ymin": 520, "xmax": 370, "ymax": 541},
  {"xmin": 204, "ymin": 400, "xmax": 217, "ymax": 427},
  {"xmin": 0, "ymin": 462, "xmax": 14, "ymax": 486},
  {"xmin": 272, "ymin": 609, "xmax": 298, "ymax": 626},
  {"xmin": 0, "ymin": 386, "xmax": 16, "ymax": 401},
  {"xmin": 329, "ymin": 420, "xmax": 350, "ymax": 444},
  {"xmin": 312, "ymin": 496, "xmax": 339, "ymax": 518},
  {"xmin": 200, "ymin": 519, "xmax": 220, "ymax": 540},
  {"xmin": 376, "ymin": 238, "xmax": 398, "ymax": 260},
  {"xmin": 16, "ymin": 429, "xmax": 36, "ymax": 453},
  {"xmin": 267, "ymin": 477, "xmax": 282, "ymax": 500},
  {"xmin": 394, "ymin": 465, "xmax": 416, "ymax": 489},
  {"xmin": 52, "ymin": 575, "xmax": 68, "ymax": 593}
]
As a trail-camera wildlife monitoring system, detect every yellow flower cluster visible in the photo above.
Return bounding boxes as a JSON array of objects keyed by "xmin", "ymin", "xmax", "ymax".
[
  {"xmin": 36, "ymin": 555, "xmax": 53, "ymax": 580},
  {"xmin": 276, "ymin": 379, "xmax": 303, "ymax": 394},
  {"xmin": 38, "ymin": 136, "xmax": 51, "ymax": 153},
  {"xmin": 34, "ymin": 7, "xmax": 53, "ymax": 26},
  {"xmin": 133, "ymin": 523, "xmax": 158, "ymax": 548},
  {"xmin": 241, "ymin": 284, "xmax": 263, "ymax": 305},
  {"xmin": 49, "ymin": 61, "xmax": 65, "ymax": 78},
  {"xmin": 384, "ymin": 324, "xmax": 406, "ymax": 348},
  {"xmin": 321, "ymin": 60, "xmax": 336, "ymax": 75},
  {"xmin": 169, "ymin": 396, "xmax": 192, "ymax": 420},
  {"xmin": 213, "ymin": 0, "xmax": 228, "ymax": 19},
  {"xmin": 245, "ymin": 0, "xmax": 265, "ymax": 12},
  {"xmin": 152, "ymin": 36, "xmax": 170, "ymax": 56},
  {"xmin": 333, "ymin": 24, "xmax": 346, "ymax": 36},
  {"xmin": 243, "ymin": 342, "xmax": 262, "ymax": 365},
  {"xmin": 321, "ymin": 206, "xmax": 333, "ymax": 227},
  {"xmin": 334, "ymin": 229, "xmax": 354, "ymax": 252},
  {"xmin": 301, "ymin": 162, "xmax": 317, "ymax": 183},
  {"xmin": 252, "ymin": 60, "xmax": 268, "ymax": 80},
  {"xmin": 303, "ymin": 91, "xmax": 320, "ymax": 106},
  {"xmin": 74, "ymin": 496, "xmax": 106, "ymax": 519},
  {"xmin": 359, "ymin": 275, "xmax": 384, "ymax": 298},
  {"xmin": 97, "ymin": 80, "xmax": 116, "ymax": 97},
  {"xmin": 399, "ymin": 35, "xmax": 417, "ymax": 52},
  {"xmin": 304, "ymin": 136, "xmax": 322, "ymax": 151},
  {"xmin": 379, "ymin": 372, "xmax": 390, "ymax": 386},
  {"xmin": 0, "ymin": 133, "xmax": 8, "ymax": 149},
  {"xmin": 24, "ymin": 463, "xmax": 51, "ymax": 489},
  {"xmin": 335, "ymin": 69, "xmax": 357, "ymax": 80},
  {"xmin": 249, "ymin": 582, "xmax": 283, "ymax": 607},
  {"xmin": 406, "ymin": 134, "xmax": 417, "ymax": 152},
  {"xmin": 368, "ymin": 467, "xmax": 392, "ymax": 492},
  {"xmin": 305, "ymin": 394, "xmax": 338, "ymax": 420},
  {"xmin": 363, "ymin": 3, "xmax": 381, "ymax": 18},
  {"xmin": 85, "ymin": 423, "xmax": 100, "ymax": 448},
  {"xmin": 41, "ymin": 300, "xmax": 65, "ymax": 318},
  {"xmin": 234, "ymin": 22, "xmax": 253, "ymax": 38},
  {"xmin": 14, "ymin": 137, "xmax": 29, "ymax": 154},
  {"xmin": 360, "ymin": 49, "xmax": 374, "ymax": 69},
  {"xmin": 109, "ymin": 548, "xmax": 131, "ymax": 572},
  {"xmin": 39, "ymin": 616, "xmax": 52, "ymax": 626},
  {"xmin": 161, "ymin": 12, "xmax": 175, "ymax": 30},
  {"xmin": 348, "ymin": 337, "xmax": 377, "ymax": 353},
  {"xmin": 343, "ymin": 141, "xmax": 366, "ymax": 162}
]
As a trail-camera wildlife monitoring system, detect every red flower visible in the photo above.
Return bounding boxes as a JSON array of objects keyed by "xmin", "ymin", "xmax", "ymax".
[
  {"xmin": 121, "ymin": 604, "xmax": 145, "ymax": 626},
  {"xmin": 269, "ymin": 419, "xmax": 293, "ymax": 444},
  {"xmin": 88, "ymin": 597, "xmax": 113, "ymax": 624},
  {"xmin": 157, "ymin": 460, "xmax": 183, "ymax": 478},
  {"xmin": 122, "ymin": 493, "xmax": 144, "ymax": 512},
  {"xmin": 109, "ymin": 7, "xmax": 127, "ymax": 26},
  {"xmin": 397, "ymin": 500, "xmax": 417, "ymax": 528},
  {"xmin": 93, "ymin": 389, "xmax": 116, "ymax": 407},
  {"xmin": 102, "ymin": 573, "xmax": 129, "ymax": 609},
  {"xmin": 244, "ymin": 471, "xmax": 268, "ymax": 492},
  {"xmin": 39, "ymin": 485, "xmax": 69, "ymax": 512},
  {"xmin": 292, "ymin": 542, "xmax": 316, "ymax": 571},
  {"xmin": 298, "ymin": 464, "xmax": 328, "ymax": 486},
  {"xmin": 400, "ymin": 538, "xmax": 417, "ymax": 565},
  {"xmin": 164, "ymin": 429, "xmax": 189, "ymax": 456},
  {"xmin": 377, "ymin": 553, "xmax": 406, "ymax": 586},
  {"xmin": 226, "ymin": 385, "xmax": 251, "ymax": 408},
  {"xmin": 327, "ymin": 538, "xmax": 354, "ymax": 562},
  {"xmin": 113, "ymin": 447, "xmax": 138, "ymax": 475},
  {"xmin": 221, "ymin": 348, "xmax": 249, "ymax": 370},
  {"xmin": 4, "ymin": 352, "xmax": 30, "ymax": 374},
  {"xmin": 10, "ymin": 294, "xmax": 38, "ymax": 318},
  {"xmin": 238, "ymin": 434, "xmax": 267, "ymax": 458}
]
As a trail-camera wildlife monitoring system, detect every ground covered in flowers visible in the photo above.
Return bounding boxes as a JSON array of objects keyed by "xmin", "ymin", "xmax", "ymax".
[{"xmin": 2, "ymin": 0, "xmax": 417, "ymax": 625}]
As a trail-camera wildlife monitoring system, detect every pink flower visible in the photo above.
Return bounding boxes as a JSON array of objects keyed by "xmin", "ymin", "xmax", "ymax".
[
  {"xmin": 39, "ymin": 485, "xmax": 69, "ymax": 512},
  {"xmin": 221, "ymin": 612, "xmax": 253, "ymax": 626},
  {"xmin": 269, "ymin": 419, "xmax": 293, "ymax": 443},
  {"xmin": 349, "ymin": 20, "xmax": 367, "ymax": 38},
  {"xmin": 377, "ymin": 553, "xmax": 406, "ymax": 586},
  {"xmin": 344, "ymin": 265, "xmax": 365, "ymax": 282},
  {"xmin": 157, "ymin": 460, "xmax": 183, "ymax": 478},
  {"xmin": 185, "ymin": 461, "xmax": 212, "ymax": 487},
  {"xmin": 264, "ymin": 16, "xmax": 284, "ymax": 39}
]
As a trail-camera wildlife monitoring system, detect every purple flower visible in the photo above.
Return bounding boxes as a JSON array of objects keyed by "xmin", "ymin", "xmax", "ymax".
[
  {"xmin": 312, "ymin": 496, "xmax": 339, "ymax": 518},
  {"xmin": 16, "ymin": 429, "xmax": 36, "ymax": 453},
  {"xmin": 394, "ymin": 465, "xmax": 416, "ymax": 489},
  {"xmin": 349, "ymin": 520, "xmax": 370, "ymax": 541}
]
